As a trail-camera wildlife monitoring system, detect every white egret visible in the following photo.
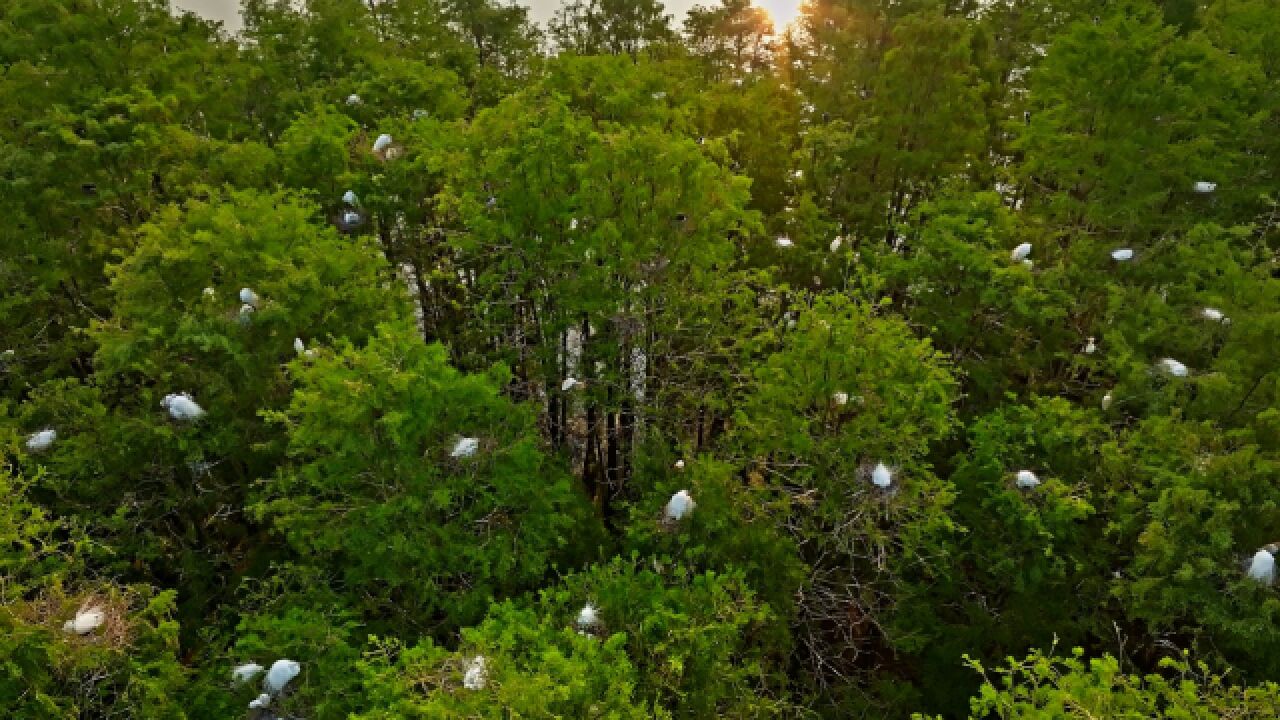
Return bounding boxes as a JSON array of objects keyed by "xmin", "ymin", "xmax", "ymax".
[
  {"xmin": 161, "ymin": 393, "xmax": 206, "ymax": 421},
  {"xmin": 239, "ymin": 287, "xmax": 259, "ymax": 307},
  {"xmin": 830, "ymin": 236, "xmax": 843, "ymax": 253},
  {"xmin": 872, "ymin": 463, "xmax": 894, "ymax": 489},
  {"xmin": 1111, "ymin": 248, "xmax": 1134, "ymax": 261},
  {"xmin": 372, "ymin": 134, "xmax": 393, "ymax": 153},
  {"xmin": 62, "ymin": 607, "xmax": 105, "ymax": 635},
  {"xmin": 1247, "ymin": 549, "xmax": 1275, "ymax": 585},
  {"xmin": 664, "ymin": 490, "xmax": 695, "ymax": 522},
  {"xmin": 1193, "ymin": 181, "xmax": 1217, "ymax": 193},
  {"xmin": 26, "ymin": 429, "xmax": 57, "ymax": 452},
  {"xmin": 775, "ymin": 235, "xmax": 794, "ymax": 249},
  {"xmin": 576, "ymin": 603, "xmax": 599, "ymax": 630},
  {"xmin": 1157, "ymin": 358, "xmax": 1189, "ymax": 377},
  {"xmin": 264, "ymin": 659, "xmax": 300, "ymax": 695},
  {"xmin": 562, "ymin": 377, "xmax": 581, "ymax": 392},
  {"xmin": 451, "ymin": 437, "xmax": 480, "ymax": 459},
  {"xmin": 1010, "ymin": 243, "xmax": 1032, "ymax": 262},
  {"xmin": 463, "ymin": 656, "xmax": 488, "ymax": 690},
  {"xmin": 342, "ymin": 190, "xmax": 358, "ymax": 206},
  {"xmin": 1200, "ymin": 307, "xmax": 1228, "ymax": 323},
  {"xmin": 1015, "ymin": 470, "xmax": 1041, "ymax": 489},
  {"xmin": 232, "ymin": 663, "xmax": 264, "ymax": 685}
]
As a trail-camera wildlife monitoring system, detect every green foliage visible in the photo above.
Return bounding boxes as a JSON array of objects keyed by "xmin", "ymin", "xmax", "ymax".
[
  {"xmin": 256, "ymin": 321, "xmax": 592, "ymax": 628},
  {"xmin": 7, "ymin": 0, "xmax": 1280, "ymax": 718},
  {"xmin": 948, "ymin": 649, "xmax": 1280, "ymax": 718},
  {"xmin": 355, "ymin": 558, "xmax": 794, "ymax": 718}
]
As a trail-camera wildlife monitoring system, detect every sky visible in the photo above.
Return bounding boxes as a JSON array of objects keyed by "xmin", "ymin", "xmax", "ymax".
[{"xmin": 171, "ymin": 0, "xmax": 713, "ymax": 35}]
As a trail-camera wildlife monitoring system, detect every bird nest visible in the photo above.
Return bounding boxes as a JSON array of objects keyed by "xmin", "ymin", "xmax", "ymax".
[{"xmin": 27, "ymin": 588, "xmax": 136, "ymax": 651}]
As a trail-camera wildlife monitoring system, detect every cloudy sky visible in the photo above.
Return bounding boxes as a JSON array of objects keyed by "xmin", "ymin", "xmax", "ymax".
[{"xmin": 173, "ymin": 0, "xmax": 705, "ymax": 34}]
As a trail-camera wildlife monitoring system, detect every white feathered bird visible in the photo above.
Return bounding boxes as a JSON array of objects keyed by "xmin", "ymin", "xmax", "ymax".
[
  {"xmin": 451, "ymin": 437, "xmax": 480, "ymax": 459},
  {"xmin": 1157, "ymin": 358, "xmax": 1189, "ymax": 378},
  {"xmin": 264, "ymin": 659, "xmax": 300, "ymax": 695},
  {"xmin": 1015, "ymin": 470, "xmax": 1041, "ymax": 489},
  {"xmin": 1200, "ymin": 307, "xmax": 1228, "ymax": 323},
  {"xmin": 576, "ymin": 603, "xmax": 599, "ymax": 630},
  {"xmin": 463, "ymin": 656, "xmax": 488, "ymax": 690},
  {"xmin": 775, "ymin": 235, "xmax": 794, "ymax": 249},
  {"xmin": 62, "ymin": 607, "xmax": 105, "ymax": 635},
  {"xmin": 342, "ymin": 190, "xmax": 359, "ymax": 206},
  {"xmin": 372, "ymin": 134, "xmax": 393, "ymax": 153},
  {"xmin": 562, "ymin": 377, "xmax": 581, "ymax": 392},
  {"xmin": 1111, "ymin": 248, "xmax": 1134, "ymax": 261},
  {"xmin": 1193, "ymin": 181, "xmax": 1217, "ymax": 194},
  {"xmin": 26, "ymin": 429, "xmax": 57, "ymax": 452},
  {"xmin": 239, "ymin": 287, "xmax": 259, "ymax": 308},
  {"xmin": 1010, "ymin": 243, "xmax": 1032, "ymax": 262},
  {"xmin": 872, "ymin": 463, "xmax": 894, "ymax": 489},
  {"xmin": 664, "ymin": 490, "xmax": 695, "ymax": 522},
  {"xmin": 232, "ymin": 663, "xmax": 264, "ymax": 685},
  {"xmin": 248, "ymin": 693, "xmax": 271, "ymax": 710},
  {"xmin": 1247, "ymin": 549, "xmax": 1275, "ymax": 585},
  {"xmin": 161, "ymin": 393, "xmax": 206, "ymax": 421}
]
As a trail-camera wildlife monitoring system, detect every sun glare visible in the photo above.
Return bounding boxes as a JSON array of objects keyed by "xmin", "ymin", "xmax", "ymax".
[{"xmin": 755, "ymin": 0, "xmax": 804, "ymax": 30}]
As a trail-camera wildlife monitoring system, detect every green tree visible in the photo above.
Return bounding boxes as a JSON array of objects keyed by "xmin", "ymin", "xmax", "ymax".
[{"xmin": 255, "ymin": 321, "xmax": 593, "ymax": 629}]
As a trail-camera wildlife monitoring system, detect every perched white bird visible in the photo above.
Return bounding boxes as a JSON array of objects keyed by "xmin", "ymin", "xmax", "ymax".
[
  {"xmin": 26, "ymin": 429, "xmax": 57, "ymax": 452},
  {"xmin": 248, "ymin": 693, "xmax": 271, "ymax": 710},
  {"xmin": 562, "ymin": 377, "xmax": 581, "ymax": 392},
  {"xmin": 343, "ymin": 210, "xmax": 362, "ymax": 226},
  {"xmin": 576, "ymin": 603, "xmax": 599, "ymax": 630},
  {"xmin": 1102, "ymin": 391, "xmax": 1114, "ymax": 411},
  {"xmin": 463, "ymin": 656, "xmax": 488, "ymax": 690},
  {"xmin": 1111, "ymin": 248, "xmax": 1134, "ymax": 261},
  {"xmin": 342, "ymin": 190, "xmax": 358, "ymax": 206},
  {"xmin": 1157, "ymin": 358, "xmax": 1189, "ymax": 377},
  {"xmin": 569, "ymin": 218, "xmax": 579, "ymax": 231},
  {"xmin": 232, "ymin": 663, "xmax": 264, "ymax": 685},
  {"xmin": 1015, "ymin": 470, "xmax": 1041, "ymax": 489},
  {"xmin": 294, "ymin": 338, "xmax": 307, "ymax": 356},
  {"xmin": 664, "ymin": 490, "xmax": 695, "ymax": 522},
  {"xmin": 62, "ymin": 607, "xmax": 105, "ymax": 635},
  {"xmin": 833, "ymin": 392, "xmax": 849, "ymax": 406},
  {"xmin": 1200, "ymin": 307, "xmax": 1228, "ymax": 323},
  {"xmin": 1193, "ymin": 181, "xmax": 1217, "ymax": 194},
  {"xmin": 1084, "ymin": 337, "xmax": 1097, "ymax": 355},
  {"xmin": 161, "ymin": 393, "xmax": 206, "ymax": 421},
  {"xmin": 872, "ymin": 463, "xmax": 894, "ymax": 489},
  {"xmin": 674, "ymin": 459, "xmax": 686, "ymax": 471},
  {"xmin": 1246, "ymin": 549, "xmax": 1275, "ymax": 585},
  {"xmin": 775, "ymin": 235, "xmax": 794, "ymax": 249},
  {"xmin": 372, "ymin": 134, "xmax": 393, "ymax": 153},
  {"xmin": 1010, "ymin": 242, "xmax": 1032, "ymax": 262},
  {"xmin": 239, "ymin": 287, "xmax": 259, "ymax": 308},
  {"xmin": 264, "ymin": 659, "xmax": 300, "ymax": 695},
  {"xmin": 451, "ymin": 437, "xmax": 480, "ymax": 459}
]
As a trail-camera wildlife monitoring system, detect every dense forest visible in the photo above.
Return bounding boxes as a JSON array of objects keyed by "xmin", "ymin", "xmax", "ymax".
[{"xmin": 2, "ymin": 0, "xmax": 1279, "ymax": 717}]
